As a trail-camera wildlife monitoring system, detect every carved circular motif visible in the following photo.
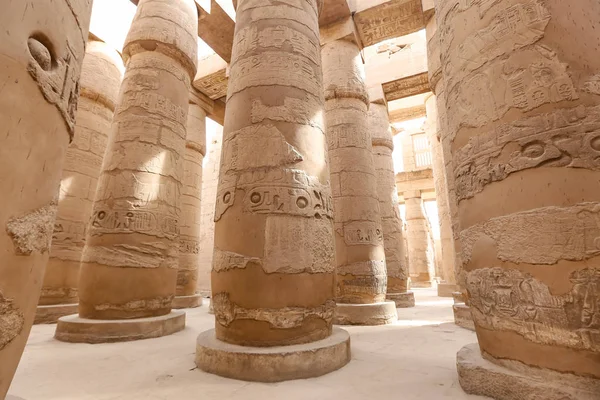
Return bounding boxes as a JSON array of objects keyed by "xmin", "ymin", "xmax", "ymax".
[
  {"xmin": 27, "ymin": 37, "xmax": 52, "ymax": 71},
  {"xmin": 223, "ymin": 192, "xmax": 231, "ymax": 203},
  {"xmin": 250, "ymin": 192, "xmax": 261, "ymax": 204},
  {"xmin": 521, "ymin": 142, "xmax": 545, "ymax": 159},
  {"xmin": 296, "ymin": 197, "xmax": 308, "ymax": 209},
  {"xmin": 97, "ymin": 211, "xmax": 106, "ymax": 220},
  {"xmin": 590, "ymin": 136, "xmax": 600, "ymax": 151}
]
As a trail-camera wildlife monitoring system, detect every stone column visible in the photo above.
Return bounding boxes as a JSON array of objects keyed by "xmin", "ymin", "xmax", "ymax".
[
  {"xmin": 322, "ymin": 37, "xmax": 397, "ymax": 326},
  {"xmin": 173, "ymin": 101, "xmax": 206, "ymax": 309},
  {"xmin": 194, "ymin": 0, "xmax": 350, "ymax": 382},
  {"xmin": 35, "ymin": 40, "xmax": 124, "ymax": 324},
  {"xmin": 369, "ymin": 100, "xmax": 415, "ymax": 308},
  {"xmin": 404, "ymin": 190, "xmax": 436, "ymax": 287},
  {"xmin": 55, "ymin": 0, "xmax": 198, "ymax": 344},
  {"xmin": 437, "ymin": 0, "xmax": 600, "ymax": 398},
  {"xmin": 424, "ymin": 93, "xmax": 456, "ymax": 297},
  {"xmin": 0, "ymin": 0, "xmax": 92, "ymax": 396}
]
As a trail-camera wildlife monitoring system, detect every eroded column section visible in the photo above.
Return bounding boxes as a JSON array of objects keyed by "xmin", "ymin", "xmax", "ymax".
[
  {"xmin": 55, "ymin": 0, "xmax": 198, "ymax": 344},
  {"xmin": 404, "ymin": 190, "xmax": 436, "ymax": 287},
  {"xmin": 0, "ymin": 0, "xmax": 92, "ymax": 396},
  {"xmin": 195, "ymin": 0, "xmax": 350, "ymax": 382},
  {"xmin": 173, "ymin": 101, "xmax": 206, "ymax": 309},
  {"xmin": 322, "ymin": 38, "xmax": 397, "ymax": 325},
  {"xmin": 437, "ymin": 0, "xmax": 600, "ymax": 398},
  {"xmin": 36, "ymin": 40, "xmax": 124, "ymax": 324},
  {"xmin": 369, "ymin": 101, "xmax": 415, "ymax": 308}
]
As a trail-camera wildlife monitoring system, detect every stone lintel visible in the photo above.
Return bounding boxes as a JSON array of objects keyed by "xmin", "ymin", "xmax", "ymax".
[
  {"xmin": 403, "ymin": 189, "xmax": 422, "ymax": 199},
  {"xmin": 196, "ymin": 0, "xmax": 235, "ymax": 63},
  {"xmin": 55, "ymin": 311, "xmax": 186, "ymax": 344},
  {"xmin": 320, "ymin": 16, "xmax": 362, "ymax": 49},
  {"xmin": 189, "ymin": 88, "xmax": 214, "ymax": 114},
  {"xmin": 383, "ymin": 72, "xmax": 430, "ymax": 102},
  {"xmin": 334, "ymin": 302, "xmax": 398, "ymax": 325},
  {"xmin": 195, "ymin": 328, "xmax": 351, "ymax": 382},
  {"xmin": 193, "ymin": 54, "xmax": 228, "ymax": 100},
  {"xmin": 353, "ymin": 0, "xmax": 425, "ymax": 48},
  {"xmin": 457, "ymin": 344, "xmax": 600, "ymax": 400},
  {"xmin": 421, "ymin": 0, "xmax": 435, "ymax": 22},
  {"xmin": 319, "ymin": 0, "xmax": 351, "ymax": 27},
  {"xmin": 389, "ymin": 105, "xmax": 426, "ymax": 123},
  {"xmin": 368, "ymin": 85, "xmax": 387, "ymax": 107},
  {"xmin": 396, "ymin": 168, "xmax": 433, "ymax": 183}
]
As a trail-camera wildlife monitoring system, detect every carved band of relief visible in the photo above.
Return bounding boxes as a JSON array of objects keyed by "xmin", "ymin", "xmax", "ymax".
[
  {"xmin": 213, "ymin": 292, "xmax": 335, "ymax": 329},
  {"xmin": 251, "ymin": 97, "xmax": 324, "ymax": 130},
  {"xmin": 118, "ymin": 90, "xmax": 187, "ymax": 128},
  {"xmin": 453, "ymin": 105, "xmax": 600, "ymax": 201},
  {"xmin": 459, "ymin": 203, "xmax": 600, "ymax": 266},
  {"xmin": 354, "ymin": 0, "xmax": 424, "ymax": 47},
  {"xmin": 467, "ymin": 267, "xmax": 600, "ymax": 352},
  {"xmin": 337, "ymin": 260, "xmax": 386, "ymax": 276},
  {"xmin": 93, "ymin": 295, "xmax": 174, "ymax": 312},
  {"xmin": 227, "ymin": 51, "xmax": 321, "ymax": 98},
  {"xmin": 337, "ymin": 221, "xmax": 384, "ymax": 246},
  {"xmin": 90, "ymin": 209, "xmax": 179, "ymax": 239}
]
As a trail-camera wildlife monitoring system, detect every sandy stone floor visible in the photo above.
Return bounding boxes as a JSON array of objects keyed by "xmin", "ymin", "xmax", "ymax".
[{"xmin": 9, "ymin": 289, "xmax": 486, "ymax": 400}]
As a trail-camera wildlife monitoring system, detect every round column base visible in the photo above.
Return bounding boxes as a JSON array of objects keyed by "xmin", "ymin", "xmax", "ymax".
[
  {"xmin": 54, "ymin": 310, "xmax": 186, "ymax": 344},
  {"xmin": 334, "ymin": 301, "xmax": 398, "ymax": 325},
  {"xmin": 386, "ymin": 291, "xmax": 415, "ymax": 308},
  {"xmin": 34, "ymin": 303, "xmax": 78, "ymax": 324},
  {"xmin": 409, "ymin": 281, "xmax": 432, "ymax": 288},
  {"xmin": 437, "ymin": 283, "xmax": 457, "ymax": 298},
  {"xmin": 453, "ymin": 304, "xmax": 475, "ymax": 331},
  {"xmin": 457, "ymin": 343, "xmax": 600, "ymax": 400},
  {"xmin": 172, "ymin": 294, "xmax": 203, "ymax": 309},
  {"xmin": 195, "ymin": 327, "xmax": 351, "ymax": 382}
]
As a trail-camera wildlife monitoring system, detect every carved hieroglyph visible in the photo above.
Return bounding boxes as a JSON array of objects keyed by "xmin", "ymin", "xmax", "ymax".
[
  {"xmin": 322, "ymin": 39, "xmax": 388, "ymax": 304},
  {"xmin": 39, "ymin": 40, "xmax": 124, "ymax": 308},
  {"xmin": 0, "ymin": 0, "xmax": 92, "ymax": 396},
  {"xmin": 439, "ymin": 0, "xmax": 600, "ymax": 382},
  {"xmin": 77, "ymin": 0, "xmax": 198, "ymax": 320},
  {"xmin": 369, "ymin": 103, "xmax": 411, "ymax": 299},
  {"xmin": 177, "ymin": 103, "xmax": 206, "ymax": 298},
  {"xmin": 210, "ymin": 0, "xmax": 336, "ymax": 347},
  {"xmin": 404, "ymin": 191, "xmax": 436, "ymax": 287},
  {"xmin": 424, "ymin": 95, "xmax": 456, "ymax": 285}
]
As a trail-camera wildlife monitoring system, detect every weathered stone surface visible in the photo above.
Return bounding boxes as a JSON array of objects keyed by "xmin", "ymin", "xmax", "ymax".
[
  {"xmin": 195, "ymin": 327, "xmax": 351, "ymax": 382},
  {"xmin": 55, "ymin": 310, "xmax": 186, "ymax": 344},
  {"xmin": 205, "ymin": 0, "xmax": 346, "ymax": 366},
  {"xmin": 34, "ymin": 303, "xmax": 78, "ymax": 325},
  {"xmin": 37, "ymin": 40, "xmax": 124, "ymax": 319},
  {"xmin": 334, "ymin": 301, "xmax": 398, "ymax": 326},
  {"xmin": 0, "ymin": 0, "xmax": 92, "ymax": 396},
  {"xmin": 457, "ymin": 343, "xmax": 600, "ymax": 400},
  {"xmin": 438, "ymin": 0, "xmax": 600, "ymax": 387},
  {"xmin": 323, "ymin": 38, "xmax": 391, "ymax": 324},
  {"xmin": 74, "ymin": 0, "xmax": 198, "ymax": 322},
  {"xmin": 404, "ymin": 191, "xmax": 436, "ymax": 287},
  {"xmin": 369, "ymin": 102, "xmax": 413, "ymax": 307}
]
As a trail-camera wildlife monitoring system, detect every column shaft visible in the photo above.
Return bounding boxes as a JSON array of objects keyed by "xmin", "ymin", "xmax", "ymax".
[
  {"xmin": 404, "ymin": 191, "xmax": 436, "ymax": 287},
  {"xmin": 369, "ymin": 102, "xmax": 414, "ymax": 308},
  {"xmin": 438, "ymin": 0, "xmax": 600, "ymax": 395},
  {"xmin": 0, "ymin": 0, "xmax": 92, "ymax": 395},
  {"xmin": 71, "ymin": 0, "xmax": 197, "ymax": 328},
  {"xmin": 174, "ymin": 102, "xmax": 206, "ymax": 308},
  {"xmin": 36, "ymin": 40, "xmax": 124, "ymax": 323}
]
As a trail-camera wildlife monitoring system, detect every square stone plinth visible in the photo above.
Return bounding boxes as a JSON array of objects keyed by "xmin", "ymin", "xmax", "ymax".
[
  {"xmin": 457, "ymin": 343, "xmax": 600, "ymax": 400},
  {"xmin": 55, "ymin": 311, "xmax": 186, "ymax": 344},
  {"xmin": 195, "ymin": 328, "xmax": 351, "ymax": 382},
  {"xmin": 387, "ymin": 291, "xmax": 416, "ymax": 308}
]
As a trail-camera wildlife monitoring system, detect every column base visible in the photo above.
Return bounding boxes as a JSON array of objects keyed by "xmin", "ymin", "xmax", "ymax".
[
  {"xmin": 386, "ymin": 291, "xmax": 415, "ymax": 308},
  {"xmin": 334, "ymin": 301, "xmax": 397, "ymax": 325},
  {"xmin": 54, "ymin": 310, "xmax": 186, "ymax": 344},
  {"xmin": 208, "ymin": 297, "xmax": 214, "ymax": 314},
  {"xmin": 195, "ymin": 327, "xmax": 351, "ymax": 382},
  {"xmin": 34, "ymin": 303, "xmax": 78, "ymax": 324},
  {"xmin": 172, "ymin": 294, "xmax": 203, "ymax": 309},
  {"xmin": 409, "ymin": 281, "xmax": 432, "ymax": 288},
  {"xmin": 457, "ymin": 344, "xmax": 600, "ymax": 400},
  {"xmin": 453, "ymin": 304, "xmax": 475, "ymax": 331},
  {"xmin": 437, "ymin": 283, "xmax": 457, "ymax": 297}
]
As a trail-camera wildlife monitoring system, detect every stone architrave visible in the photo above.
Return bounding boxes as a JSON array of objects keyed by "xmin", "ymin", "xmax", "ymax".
[
  {"xmin": 55, "ymin": 0, "xmax": 198, "ymax": 344},
  {"xmin": 0, "ymin": 0, "xmax": 92, "ymax": 396},
  {"xmin": 194, "ymin": 0, "xmax": 351, "ymax": 382},
  {"xmin": 35, "ymin": 40, "xmax": 124, "ymax": 324},
  {"xmin": 173, "ymin": 101, "xmax": 206, "ymax": 309},
  {"xmin": 369, "ymin": 102, "xmax": 415, "ymax": 308},
  {"xmin": 437, "ymin": 0, "xmax": 600, "ymax": 398},
  {"xmin": 322, "ymin": 38, "xmax": 397, "ymax": 325},
  {"xmin": 404, "ymin": 190, "xmax": 436, "ymax": 287}
]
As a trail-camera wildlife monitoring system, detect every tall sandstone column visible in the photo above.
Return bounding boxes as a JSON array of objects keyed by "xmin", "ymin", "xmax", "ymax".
[
  {"xmin": 437, "ymin": 0, "xmax": 600, "ymax": 398},
  {"xmin": 0, "ymin": 0, "xmax": 92, "ymax": 396},
  {"xmin": 173, "ymin": 101, "xmax": 206, "ymax": 309},
  {"xmin": 55, "ymin": 0, "xmax": 198, "ymax": 344},
  {"xmin": 369, "ymin": 100, "xmax": 415, "ymax": 308},
  {"xmin": 404, "ymin": 190, "xmax": 436, "ymax": 287},
  {"xmin": 322, "ymin": 35, "xmax": 397, "ymax": 326},
  {"xmin": 424, "ymin": 93, "xmax": 457, "ymax": 297},
  {"xmin": 195, "ymin": 0, "xmax": 351, "ymax": 382},
  {"xmin": 36, "ymin": 40, "xmax": 124, "ymax": 324}
]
